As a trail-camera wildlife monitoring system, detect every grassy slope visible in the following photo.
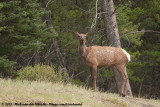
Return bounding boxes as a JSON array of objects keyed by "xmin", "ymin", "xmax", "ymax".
[{"xmin": 0, "ymin": 79, "xmax": 160, "ymax": 107}]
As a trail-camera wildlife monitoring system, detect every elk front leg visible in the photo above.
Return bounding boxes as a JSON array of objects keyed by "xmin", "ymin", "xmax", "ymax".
[{"xmin": 90, "ymin": 66, "xmax": 97, "ymax": 91}]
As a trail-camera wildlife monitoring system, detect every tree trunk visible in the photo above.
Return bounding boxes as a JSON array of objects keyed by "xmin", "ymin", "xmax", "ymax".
[
  {"xmin": 151, "ymin": 66, "xmax": 159, "ymax": 98},
  {"xmin": 101, "ymin": 0, "xmax": 132, "ymax": 96},
  {"xmin": 33, "ymin": 50, "xmax": 40, "ymax": 65},
  {"xmin": 39, "ymin": 0, "xmax": 66, "ymax": 68},
  {"xmin": 76, "ymin": 0, "xmax": 82, "ymax": 7}
]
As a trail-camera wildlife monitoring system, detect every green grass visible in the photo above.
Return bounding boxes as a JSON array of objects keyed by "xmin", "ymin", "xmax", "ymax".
[{"xmin": 0, "ymin": 79, "xmax": 160, "ymax": 107}]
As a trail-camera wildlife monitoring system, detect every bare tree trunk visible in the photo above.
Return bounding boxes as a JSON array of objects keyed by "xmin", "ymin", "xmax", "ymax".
[
  {"xmin": 52, "ymin": 38, "xmax": 65, "ymax": 67},
  {"xmin": 33, "ymin": 50, "xmax": 40, "ymax": 65},
  {"xmin": 39, "ymin": 0, "xmax": 66, "ymax": 68},
  {"xmin": 101, "ymin": 0, "xmax": 132, "ymax": 96},
  {"xmin": 151, "ymin": 66, "xmax": 159, "ymax": 98},
  {"xmin": 76, "ymin": 0, "xmax": 82, "ymax": 7}
]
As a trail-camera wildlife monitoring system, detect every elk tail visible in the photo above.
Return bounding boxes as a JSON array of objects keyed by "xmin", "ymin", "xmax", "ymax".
[{"xmin": 121, "ymin": 49, "xmax": 131, "ymax": 62}]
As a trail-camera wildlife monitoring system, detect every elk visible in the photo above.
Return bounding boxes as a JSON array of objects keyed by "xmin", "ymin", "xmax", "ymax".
[{"xmin": 74, "ymin": 31, "xmax": 131, "ymax": 97}]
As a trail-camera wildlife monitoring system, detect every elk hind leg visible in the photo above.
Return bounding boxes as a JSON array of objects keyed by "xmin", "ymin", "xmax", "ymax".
[
  {"xmin": 124, "ymin": 68, "xmax": 128, "ymax": 96},
  {"xmin": 116, "ymin": 65, "xmax": 128, "ymax": 97}
]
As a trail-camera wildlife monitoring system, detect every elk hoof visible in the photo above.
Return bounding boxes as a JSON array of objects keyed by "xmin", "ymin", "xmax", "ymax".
[
  {"xmin": 122, "ymin": 93, "xmax": 126, "ymax": 97},
  {"xmin": 119, "ymin": 93, "xmax": 126, "ymax": 97}
]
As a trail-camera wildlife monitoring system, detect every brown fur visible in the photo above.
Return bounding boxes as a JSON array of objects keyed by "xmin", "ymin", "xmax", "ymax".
[{"xmin": 74, "ymin": 31, "xmax": 129, "ymax": 97}]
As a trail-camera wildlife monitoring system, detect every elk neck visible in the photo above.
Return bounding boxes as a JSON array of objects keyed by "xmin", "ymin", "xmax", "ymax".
[{"xmin": 78, "ymin": 42, "xmax": 87, "ymax": 58}]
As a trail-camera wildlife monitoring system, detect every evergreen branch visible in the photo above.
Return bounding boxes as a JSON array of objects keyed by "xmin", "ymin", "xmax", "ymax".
[
  {"xmin": 120, "ymin": 30, "xmax": 160, "ymax": 38},
  {"xmin": 76, "ymin": 6, "xmax": 94, "ymax": 13}
]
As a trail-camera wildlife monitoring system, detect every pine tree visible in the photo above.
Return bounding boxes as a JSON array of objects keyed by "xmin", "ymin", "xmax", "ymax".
[{"xmin": 0, "ymin": 0, "xmax": 53, "ymax": 77}]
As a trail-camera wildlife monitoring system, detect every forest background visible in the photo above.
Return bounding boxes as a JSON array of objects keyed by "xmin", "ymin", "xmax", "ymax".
[{"xmin": 0, "ymin": 0, "xmax": 160, "ymax": 98}]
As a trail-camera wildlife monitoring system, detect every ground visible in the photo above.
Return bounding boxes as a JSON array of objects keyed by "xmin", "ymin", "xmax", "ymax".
[{"xmin": 0, "ymin": 79, "xmax": 160, "ymax": 107}]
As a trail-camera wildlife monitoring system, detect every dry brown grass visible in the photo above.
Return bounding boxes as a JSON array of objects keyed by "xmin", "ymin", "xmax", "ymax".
[{"xmin": 0, "ymin": 79, "xmax": 160, "ymax": 107}]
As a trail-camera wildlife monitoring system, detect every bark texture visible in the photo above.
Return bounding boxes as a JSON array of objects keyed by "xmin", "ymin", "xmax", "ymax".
[
  {"xmin": 101, "ymin": 0, "xmax": 132, "ymax": 96},
  {"xmin": 39, "ymin": 0, "xmax": 65, "ymax": 68},
  {"xmin": 33, "ymin": 50, "xmax": 40, "ymax": 65}
]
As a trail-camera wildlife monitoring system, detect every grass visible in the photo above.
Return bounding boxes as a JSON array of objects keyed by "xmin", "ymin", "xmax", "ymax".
[{"xmin": 0, "ymin": 78, "xmax": 160, "ymax": 107}]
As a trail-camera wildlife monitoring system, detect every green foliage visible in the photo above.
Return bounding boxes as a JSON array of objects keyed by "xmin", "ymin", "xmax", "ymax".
[
  {"xmin": 17, "ymin": 64, "xmax": 67, "ymax": 83},
  {"xmin": 130, "ymin": 0, "xmax": 160, "ymax": 29},
  {"xmin": 0, "ymin": 0, "xmax": 56, "ymax": 77},
  {"xmin": 71, "ymin": 79, "xmax": 84, "ymax": 86},
  {"xmin": 99, "ymin": 69, "xmax": 114, "ymax": 78},
  {"xmin": 0, "ymin": 56, "xmax": 16, "ymax": 77},
  {"xmin": 116, "ymin": 2, "xmax": 143, "ymax": 49},
  {"xmin": 0, "ymin": 3, "xmax": 3, "ymax": 9},
  {"xmin": 0, "ymin": 0, "xmax": 52, "ymax": 54},
  {"xmin": 127, "ymin": 62, "xmax": 145, "ymax": 83},
  {"xmin": 130, "ymin": 7, "xmax": 145, "ymax": 22},
  {"xmin": 129, "ymin": 74, "xmax": 143, "ymax": 83}
]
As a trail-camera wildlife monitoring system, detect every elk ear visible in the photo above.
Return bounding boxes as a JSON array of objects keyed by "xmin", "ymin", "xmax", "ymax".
[
  {"xmin": 86, "ymin": 32, "xmax": 90, "ymax": 36},
  {"xmin": 74, "ymin": 31, "xmax": 80, "ymax": 36}
]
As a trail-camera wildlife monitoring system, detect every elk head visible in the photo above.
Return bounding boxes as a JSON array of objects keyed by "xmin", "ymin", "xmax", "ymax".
[{"xmin": 74, "ymin": 31, "xmax": 90, "ymax": 45}]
